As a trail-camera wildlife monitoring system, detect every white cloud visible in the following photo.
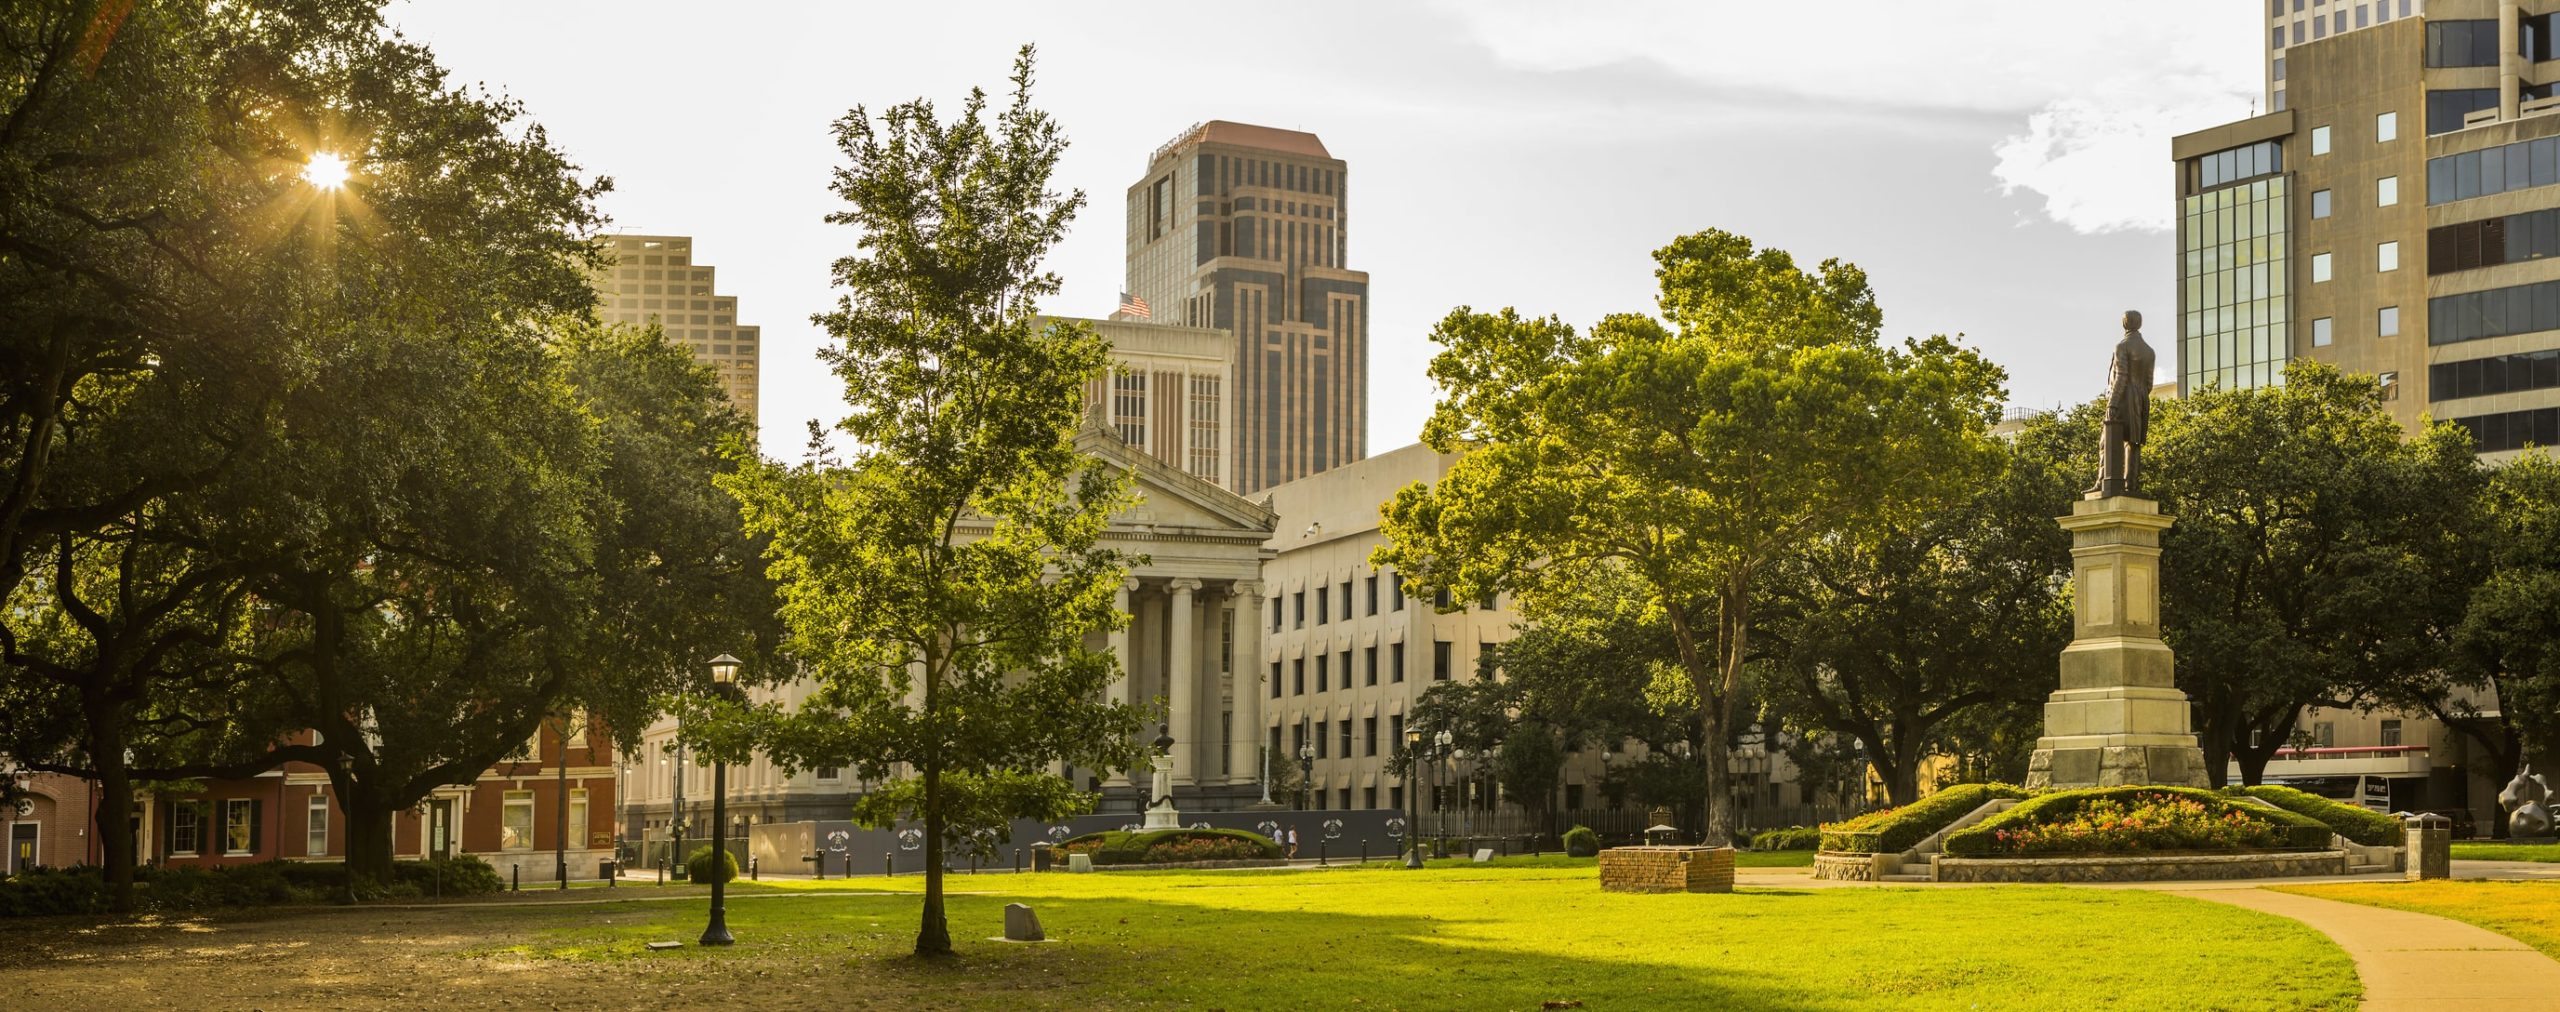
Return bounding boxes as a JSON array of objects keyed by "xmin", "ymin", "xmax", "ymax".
[{"xmin": 1429, "ymin": 1, "xmax": 2265, "ymax": 234}]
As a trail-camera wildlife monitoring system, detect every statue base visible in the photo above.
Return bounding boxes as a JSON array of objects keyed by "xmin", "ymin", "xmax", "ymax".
[
  {"xmin": 1141, "ymin": 804, "xmax": 1182, "ymax": 831},
  {"xmin": 2025, "ymin": 496, "xmax": 2210, "ymax": 791}
]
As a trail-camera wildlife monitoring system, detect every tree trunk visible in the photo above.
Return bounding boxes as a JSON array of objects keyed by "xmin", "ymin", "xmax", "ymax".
[
  {"xmin": 1880, "ymin": 735, "xmax": 1924, "ymax": 807},
  {"xmin": 915, "ymin": 762, "xmax": 951, "ymax": 957},
  {"xmin": 2234, "ymin": 709, "xmax": 2299, "ymax": 787},
  {"xmin": 87, "ymin": 700, "xmax": 136, "ymax": 914},
  {"xmin": 340, "ymin": 791, "xmax": 398, "ymax": 883},
  {"xmin": 2195, "ymin": 700, "xmax": 2235, "ymax": 789}
]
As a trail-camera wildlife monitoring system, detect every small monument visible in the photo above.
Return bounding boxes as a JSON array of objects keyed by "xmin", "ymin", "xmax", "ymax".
[
  {"xmin": 1003, "ymin": 903, "xmax": 1046, "ymax": 942},
  {"xmin": 2500, "ymin": 766, "xmax": 2555, "ymax": 841},
  {"xmin": 2026, "ymin": 311, "xmax": 2210, "ymax": 790},
  {"xmin": 1142, "ymin": 726, "xmax": 1183, "ymax": 831}
]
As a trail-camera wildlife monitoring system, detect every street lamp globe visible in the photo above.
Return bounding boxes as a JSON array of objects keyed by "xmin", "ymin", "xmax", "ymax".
[{"xmin": 708, "ymin": 653, "xmax": 742, "ymax": 686}]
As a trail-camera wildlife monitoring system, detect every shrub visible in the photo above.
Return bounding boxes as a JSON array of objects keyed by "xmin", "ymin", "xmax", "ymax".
[
  {"xmin": 1819, "ymin": 784, "xmax": 2028, "ymax": 853},
  {"xmin": 2232, "ymin": 785, "xmax": 2403, "ymax": 846},
  {"xmin": 1750, "ymin": 826, "xmax": 1820, "ymax": 851},
  {"xmin": 686, "ymin": 845, "xmax": 739, "ymax": 884},
  {"xmin": 1144, "ymin": 836, "xmax": 1268, "ymax": 862},
  {"xmin": 1943, "ymin": 786, "xmax": 2333, "ymax": 857},
  {"xmin": 1562, "ymin": 825, "xmax": 1600, "ymax": 857},
  {"xmin": 0, "ymin": 856, "xmax": 507, "ymax": 917},
  {"xmin": 1059, "ymin": 828, "xmax": 1279, "ymax": 865},
  {"xmin": 0, "ymin": 866, "xmax": 114, "ymax": 917}
]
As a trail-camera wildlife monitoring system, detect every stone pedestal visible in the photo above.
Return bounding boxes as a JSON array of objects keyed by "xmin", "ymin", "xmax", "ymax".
[
  {"xmin": 2025, "ymin": 496, "xmax": 2209, "ymax": 790},
  {"xmin": 1141, "ymin": 754, "xmax": 1181, "ymax": 831}
]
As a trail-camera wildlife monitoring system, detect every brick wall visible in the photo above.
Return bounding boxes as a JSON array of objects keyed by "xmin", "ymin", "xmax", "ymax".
[{"xmin": 1598, "ymin": 846, "xmax": 1734, "ymax": 894}]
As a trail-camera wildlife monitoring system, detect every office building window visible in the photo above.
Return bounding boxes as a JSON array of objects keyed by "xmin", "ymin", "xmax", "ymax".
[
  {"xmin": 2429, "ymin": 206, "xmax": 2560, "ymax": 273},
  {"xmin": 816, "ymin": 766, "xmax": 842, "ymax": 782},
  {"xmin": 1293, "ymin": 591, "xmax": 1304, "ymax": 627},
  {"xmin": 2379, "ymin": 241, "xmax": 2399, "ymax": 272},
  {"xmin": 1365, "ymin": 645, "xmax": 1379, "ymax": 685},
  {"xmin": 2377, "ymin": 111, "xmax": 2397, "ymax": 142},
  {"xmin": 2375, "ymin": 176, "xmax": 2398, "ymax": 207},
  {"xmin": 1272, "ymin": 597, "xmax": 1282, "ymax": 631},
  {"xmin": 1365, "ymin": 716, "xmax": 1378, "ymax": 756},
  {"xmin": 2453, "ymin": 407, "xmax": 2560, "ymax": 451},
  {"xmin": 1316, "ymin": 654, "xmax": 1328, "ymax": 692},
  {"xmin": 1338, "ymin": 787, "xmax": 1353, "ymax": 811},
  {"xmin": 1391, "ymin": 713, "xmax": 1405, "ymax": 754},
  {"xmin": 1187, "ymin": 375, "xmax": 1221, "ymax": 480},
  {"xmin": 2430, "ymin": 348, "xmax": 2560, "ymax": 401},
  {"xmin": 1339, "ymin": 581, "xmax": 1352, "ymax": 619},
  {"xmin": 2379, "ymin": 305, "xmax": 2400, "ymax": 337},
  {"xmin": 1316, "ymin": 721, "xmax": 1327, "ymax": 759},
  {"xmin": 2379, "ymin": 371, "xmax": 2399, "ymax": 400},
  {"xmin": 2381, "ymin": 719, "xmax": 2404, "ymax": 746},
  {"xmin": 1112, "ymin": 371, "xmax": 1147, "ymax": 449},
  {"xmin": 1293, "ymin": 658, "xmax": 1305, "ymax": 695},
  {"xmin": 1390, "ymin": 575, "xmax": 1405, "ymax": 611},
  {"xmin": 1391, "ymin": 642, "xmax": 1406, "ymax": 682},
  {"xmin": 2531, "ymin": 12, "xmax": 2560, "ymax": 62},
  {"xmin": 2313, "ymin": 317, "xmax": 2334, "ymax": 346},
  {"xmin": 2312, "ymin": 189, "xmax": 2331, "ymax": 219},
  {"xmin": 224, "ymin": 799, "xmax": 257, "ymax": 856},
  {"xmin": 2427, "ymin": 136, "xmax": 2560, "ymax": 205},
  {"xmin": 1339, "ymin": 719, "xmax": 1353, "ymax": 759},
  {"xmin": 2426, "ymin": 19, "xmax": 2500, "ymax": 68},
  {"xmin": 2427, "ymin": 89, "xmax": 2500, "ymax": 135},
  {"xmin": 1316, "ymin": 586, "xmax": 1328, "ymax": 624},
  {"xmin": 1433, "ymin": 641, "xmax": 1453, "ymax": 681},
  {"xmin": 2311, "ymin": 125, "xmax": 2329, "ymax": 155},
  {"xmin": 306, "ymin": 794, "xmax": 328, "ymax": 857},
  {"xmin": 2274, "ymin": 56, "xmax": 2286, "ymax": 81},
  {"xmin": 2312, "ymin": 252, "xmax": 2333, "ymax": 282},
  {"xmin": 1365, "ymin": 786, "xmax": 1379, "ymax": 809},
  {"xmin": 1365, "ymin": 575, "xmax": 1378, "ymax": 615},
  {"xmin": 2428, "ymin": 279, "xmax": 2560, "ymax": 345},
  {"xmin": 1340, "ymin": 650, "xmax": 1352, "ymax": 688}
]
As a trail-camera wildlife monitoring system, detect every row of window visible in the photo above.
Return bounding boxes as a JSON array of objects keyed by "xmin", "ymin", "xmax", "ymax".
[
  {"xmin": 2308, "ymin": 242, "xmax": 2400, "ymax": 284},
  {"xmin": 2425, "ymin": 20, "xmax": 2500, "ymax": 68},
  {"xmin": 2425, "ymin": 134, "xmax": 2560, "ymax": 206},
  {"xmin": 2432, "ymin": 348, "xmax": 2560, "ymax": 402},
  {"xmin": 2195, "ymin": 140, "xmax": 2282, "ymax": 191},
  {"xmin": 2429, "ymin": 208, "xmax": 2560, "ymax": 275},
  {"xmin": 2272, "ymin": 0, "xmax": 2412, "ymax": 51},
  {"xmin": 1275, "ymin": 573, "xmax": 1406, "ymax": 630},
  {"xmin": 2309, "ymin": 176, "xmax": 2398, "ymax": 221},
  {"xmin": 2453, "ymin": 406, "xmax": 2560, "ymax": 452},
  {"xmin": 2428, "ymin": 279, "xmax": 2560, "ymax": 346},
  {"xmin": 2308, "ymin": 306, "xmax": 2403, "ymax": 348},
  {"xmin": 2427, "ymin": 89, "xmax": 2499, "ymax": 137},
  {"xmin": 1272, "ymin": 639, "xmax": 1453, "ymax": 697}
]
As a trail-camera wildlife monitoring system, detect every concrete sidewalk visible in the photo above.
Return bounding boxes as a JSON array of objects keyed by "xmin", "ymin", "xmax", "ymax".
[{"xmin": 2180, "ymin": 887, "xmax": 2560, "ymax": 1012}]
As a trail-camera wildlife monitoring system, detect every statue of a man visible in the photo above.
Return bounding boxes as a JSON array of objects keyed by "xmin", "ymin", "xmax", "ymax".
[{"xmin": 2088, "ymin": 310, "xmax": 2155, "ymax": 499}]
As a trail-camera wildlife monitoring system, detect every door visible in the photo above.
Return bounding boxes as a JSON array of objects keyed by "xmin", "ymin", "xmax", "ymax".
[
  {"xmin": 428, "ymin": 800, "xmax": 455, "ymax": 860},
  {"xmin": 9, "ymin": 821, "xmax": 36, "ymax": 873}
]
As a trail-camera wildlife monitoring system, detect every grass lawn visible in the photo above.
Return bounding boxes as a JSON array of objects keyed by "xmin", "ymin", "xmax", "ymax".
[
  {"xmin": 2275, "ymin": 880, "xmax": 2560, "ymax": 961},
  {"xmin": 2450, "ymin": 841, "xmax": 2560, "ymax": 863},
  {"xmin": 0, "ymin": 861, "xmax": 2361, "ymax": 1010}
]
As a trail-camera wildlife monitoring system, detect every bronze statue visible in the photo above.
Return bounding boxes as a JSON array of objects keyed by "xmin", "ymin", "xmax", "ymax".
[{"xmin": 2088, "ymin": 310, "xmax": 2155, "ymax": 499}]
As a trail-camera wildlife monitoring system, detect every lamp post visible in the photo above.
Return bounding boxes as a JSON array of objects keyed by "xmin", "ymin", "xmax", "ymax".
[
  {"xmin": 1433, "ymin": 730, "xmax": 1453, "ymax": 841},
  {"xmin": 1297, "ymin": 742, "xmax": 1314, "ymax": 811},
  {"xmin": 699, "ymin": 654, "xmax": 741, "ymax": 947},
  {"xmin": 1403, "ymin": 726, "xmax": 1424, "ymax": 869}
]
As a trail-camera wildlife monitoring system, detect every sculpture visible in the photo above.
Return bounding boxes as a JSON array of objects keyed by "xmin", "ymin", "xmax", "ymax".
[
  {"xmin": 2087, "ymin": 310, "xmax": 2156, "ymax": 500},
  {"xmin": 1142, "ymin": 726, "xmax": 1181, "ymax": 831},
  {"xmin": 2500, "ymin": 765, "xmax": 2553, "ymax": 839}
]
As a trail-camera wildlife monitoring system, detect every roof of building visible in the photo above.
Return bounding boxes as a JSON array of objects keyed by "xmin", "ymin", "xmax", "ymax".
[{"xmin": 1194, "ymin": 120, "xmax": 1330, "ymax": 159}]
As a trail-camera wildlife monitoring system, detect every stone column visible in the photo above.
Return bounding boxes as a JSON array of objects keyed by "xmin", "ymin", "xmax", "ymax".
[
  {"xmin": 1106, "ymin": 577, "xmax": 1138, "ymax": 787},
  {"xmin": 1229, "ymin": 581, "xmax": 1264, "ymax": 790},
  {"xmin": 2026, "ymin": 496, "xmax": 2209, "ymax": 789},
  {"xmin": 1167, "ymin": 578, "xmax": 1201, "ymax": 787}
]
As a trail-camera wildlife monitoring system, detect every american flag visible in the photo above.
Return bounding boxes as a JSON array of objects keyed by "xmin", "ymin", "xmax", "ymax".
[{"xmin": 1118, "ymin": 291, "xmax": 1151, "ymax": 319}]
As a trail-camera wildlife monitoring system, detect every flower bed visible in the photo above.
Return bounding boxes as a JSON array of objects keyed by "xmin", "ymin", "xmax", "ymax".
[
  {"xmin": 1819, "ymin": 783, "xmax": 2027, "ymax": 854},
  {"xmin": 1054, "ymin": 828, "xmax": 1282, "ymax": 866},
  {"xmin": 1943, "ymin": 786, "xmax": 2331, "ymax": 857}
]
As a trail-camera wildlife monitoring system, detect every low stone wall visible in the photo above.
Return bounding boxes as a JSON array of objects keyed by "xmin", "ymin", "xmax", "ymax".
[
  {"xmin": 1600, "ymin": 846, "xmax": 1735, "ymax": 893},
  {"xmin": 1933, "ymin": 850, "xmax": 2347, "ymax": 883},
  {"xmin": 1811, "ymin": 851, "xmax": 1886, "ymax": 882}
]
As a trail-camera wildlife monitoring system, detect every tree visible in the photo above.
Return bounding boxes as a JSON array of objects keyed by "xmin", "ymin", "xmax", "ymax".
[
  {"xmin": 1375, "ymin": 231, "xmax": 2003, "ymax": 845},
  {"xmin": 2148, "ymin": 361, "xmax": 2482, "ymax": 786},
  {"xmin": 694, "ymin": 48, "xmax": 1147, "ymax": 957},
  {"xmin": 1754, "ymin": 419, "xmax": 2072, "ymax": 805}
]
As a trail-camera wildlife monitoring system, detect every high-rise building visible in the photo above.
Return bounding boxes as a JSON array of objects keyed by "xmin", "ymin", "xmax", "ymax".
[
  {"xmin": 1060, "ymin": 315, "xmax": 1237, "ymax": 490},
  {"xmin": 1125, "ymin": 121, "xmax": 1369, "ymax": 493},
  {"xmin": 2264, "ymin": 1, "xmax": 2430, "ymax": 112},
  {"xmin": 593, "ymin": 234, "xmax": 762, "ymax": 423},
  {"xmin": 2176, "ymin": 0, "xmax": 2560, "ymax": 452}
]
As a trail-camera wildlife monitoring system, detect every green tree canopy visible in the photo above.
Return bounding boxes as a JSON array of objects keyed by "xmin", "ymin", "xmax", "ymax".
[{"xmin": 1376, "ymin": 230, "xmax": 2004, "ymax": 845}]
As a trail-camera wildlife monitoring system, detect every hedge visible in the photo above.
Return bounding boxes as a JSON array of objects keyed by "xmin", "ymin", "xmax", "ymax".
[
  {"xmin": 1819, "ymin": 783, "xmax": 2028, "ymax": 854},
  {"xmin": 1562, "ymin": 825, "xmax": 1600, "ymax": 857},
  {"xmin": 2231, "ymin": 785, "xmax": 2403, "ymax": 846},
  {"xmin": 0, "ymin": 856, "xmax": 503, "ymax": 917},
  {"xmin": 686, "ymin": 845, "xmax": 740, "ymax": 884},
  {"xmin": 1056, "ymin": 828, "xmax": 1281, "ymax": 865},
  {"xmin": 1748, "ymin": 826, "xmax": 1820, "ymax": 851},
  {"xmin": 1942, "ymin": 786, "xmax": 2332, "ymax": 857}
]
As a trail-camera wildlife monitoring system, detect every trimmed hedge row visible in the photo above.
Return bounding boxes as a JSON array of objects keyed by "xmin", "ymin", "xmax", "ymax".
[
  {"xmin": 1747, "ymin": 826, "xmax": 1820, "ymax": 851},
  {"xmin": 1056, "ymin": 828, "xmax": 1281, "ymax": 865},
  {"xmin": 1819, "ymin": 784, "xmax": 2028, "ymax": 854},
  {"xmin": 0, "ymin": 856, "xmax": 504, "ymax": 917},
  {"xmin": 1943, "ymin": 786, "xmax": 2331, "ymax": 857},
  {"xmin": 2232, "ymin": 785, "xmax": 2403, "ymax": 846}
]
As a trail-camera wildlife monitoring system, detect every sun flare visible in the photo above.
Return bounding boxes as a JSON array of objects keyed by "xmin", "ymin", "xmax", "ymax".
[{"xmin": 301, "ymin": 151, "xmax": 351, "ymax": 190}]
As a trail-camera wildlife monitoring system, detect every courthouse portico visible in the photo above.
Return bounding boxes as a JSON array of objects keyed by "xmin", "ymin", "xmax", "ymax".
[{"xmin": 1075, "ymin": 428, "xmax": 1276, "ymax": 813}]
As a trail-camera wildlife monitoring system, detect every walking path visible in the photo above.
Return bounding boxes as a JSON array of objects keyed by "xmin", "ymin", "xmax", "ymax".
[{"xmin": 2180, "ymin": 887, "xmax": 2560, "ymax": 1012}]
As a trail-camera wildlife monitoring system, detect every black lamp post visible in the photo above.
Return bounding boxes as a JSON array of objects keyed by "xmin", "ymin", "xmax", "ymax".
[
  {"xmin": 699, "ymin": 653, "xmax": 741, "ymax": 947},
  {"xmin": 1433, "ymin": 730, "xmax": 1454, "ymax": 841},
  {"xmin": 1403, "ymin": 726, "xmax": 1424, "ymax": 869},
  {"xmin": 1297, "ymin": 742, "xmax": 1314, "ymax": 811}
]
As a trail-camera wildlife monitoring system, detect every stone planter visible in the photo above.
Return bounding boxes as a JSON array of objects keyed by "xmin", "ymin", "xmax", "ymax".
[
  {"xmin": 1932, "ymin": 849, "xmax": 2348, "ymax": 883},
  {"xmin": 1599, "ymin": 845, "xmax": 1735, "ymax": 893}
]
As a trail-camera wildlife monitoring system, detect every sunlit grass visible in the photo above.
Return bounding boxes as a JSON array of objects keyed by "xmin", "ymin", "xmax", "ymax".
[
  {"xmin": 464, "ymin": 861, "xmax": 2356, "ymax": 1010},
  {"xmin": 2452, "ymin": 842, "xmax": 2560, "ymax": 863}
]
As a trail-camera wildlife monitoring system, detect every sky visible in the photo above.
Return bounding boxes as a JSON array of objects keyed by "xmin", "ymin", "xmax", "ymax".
[{"xmin": 387, "ymin": 1, "xmax": 2266, "ymax": 461}]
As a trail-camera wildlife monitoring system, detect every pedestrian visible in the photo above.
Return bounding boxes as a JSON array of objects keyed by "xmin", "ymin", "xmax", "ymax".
[{"xmin": 1286, "ymin": 826, "xmax": 1299, "ymax": 859}]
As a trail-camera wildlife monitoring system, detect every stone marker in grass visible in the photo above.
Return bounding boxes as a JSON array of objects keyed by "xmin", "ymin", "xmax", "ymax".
[{"xmin": 1004, "ymin": 903, "xmax": 1045, "ymax": 943}]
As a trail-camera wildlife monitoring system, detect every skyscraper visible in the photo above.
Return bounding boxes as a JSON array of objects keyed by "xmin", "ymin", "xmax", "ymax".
[
  {"xmin": 592, "ymin": 234, "xmax": 763, "ymax": 423},
  {"xmin": 2263, "ymin": 1, "xmax": 2429, "ymax": 113},
  {"xmin": 2176, "ymin": 0, "xmax": 2560, "ymax": 451},
  {"xmin": 1125, "ymin": 121, "xmax": 1369, "ymax": 493}
]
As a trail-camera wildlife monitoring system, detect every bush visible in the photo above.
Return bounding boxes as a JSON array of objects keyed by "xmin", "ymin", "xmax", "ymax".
[
  {"xmin": 0, "ymin": 866, "xmax": 114, "ymax": 917},
  {"xmin": 1750, "ymin": 826, "xmax": 1820, "ymax": 851},
  {"xmin": 1562, "ymin": 825, "xmax": 1600, "ymax": 857},
  {"xmin": 686, "ymin": 845, "xmax": 739, "ymax": 884},
  {"xmin": 1819, "ymin": 784, "xmax": 2028, "ymax": 853},
  {"xmin": 1942, "ymin": 786, "xmax": 2333, "ymax": 857},
  {"xmin": 2232, "ymin": 785, "xmax": 2403, "ymax": 846},
  {"xmin": 0, "ymin": 856, "xmax": 507, "ymax": 917},
  {"xmin": 1058, "ymin": 828, "xmax": 1280, "ymax": 865}
]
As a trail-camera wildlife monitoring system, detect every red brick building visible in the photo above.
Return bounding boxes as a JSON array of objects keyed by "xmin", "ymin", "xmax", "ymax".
[{"xmin": 4, "ymin": 771, "xmax": 100, "ymax": 873}]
